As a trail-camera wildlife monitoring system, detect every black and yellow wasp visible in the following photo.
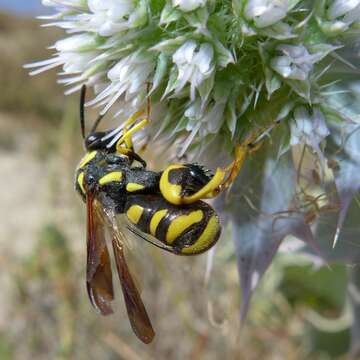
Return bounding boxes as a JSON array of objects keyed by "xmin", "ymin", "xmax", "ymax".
[
  {"xmin": 74, "ymin": 83, "xmax": 270, "ymax": 343},
  {"xmin": 75, "ymin": 86, "xmax": 233, "ymax": 343}
]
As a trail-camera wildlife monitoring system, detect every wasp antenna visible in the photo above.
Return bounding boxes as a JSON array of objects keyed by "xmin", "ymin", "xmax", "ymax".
[
  {"xmin": 80, "ymin": 84, "xmax": 87, "ymax": 140},
  {"xmin": 146, "ymin": 82, "xmax": 151, "ymax": 120},
  {"xmin": 90, "ymin": 113, "xmax": 105, "ymax": 134}
]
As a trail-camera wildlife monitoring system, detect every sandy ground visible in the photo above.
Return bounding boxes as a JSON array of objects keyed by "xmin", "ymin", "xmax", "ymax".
[
  {"xmin": 1, "ymin": 132, "xmax": 48, "ymax": 255},
  {"xmin": 0, "ymin": 112, "xmax": 84, "ymax": 326}
]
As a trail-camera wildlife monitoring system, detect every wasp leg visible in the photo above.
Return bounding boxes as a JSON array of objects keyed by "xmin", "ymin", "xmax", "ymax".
[
  {"xmin": 159, "ymin": 131, "xmax": 266, "ymax": 204},
  {"xmin": 181, "ymin": 168, "xmax": 226, "ymax": 203},
  {"xmin": 119, "ymin": 148, "xmax": 147, "ymax": 168},
  {"xmin": 182, "ymin": 123, "xmax": 277, "ymax": 201},
  {"xmin": 159, "ymin": 164, "xmax": 226, "ymax": 205},
  {"xmin": 116, "ymin": 118, "xmax": 149, "ymax": 154},
  {"xmin": 116, "ymin": 117, "xmax": 149, "ymax": 167},
  {"xmin": 122, "ymin": 111, "xmax": 144, "ymax": 130},
  {"xmin": 218, "ymin": 130, "xmax": 264, "ymax": 192},
  {"xmin": 117, "ymin": 111, "xmax": 144, "ymax": 149},
  {"xmin": 120, "ymin": 111, "xmax": 144, "ymax": 150}
]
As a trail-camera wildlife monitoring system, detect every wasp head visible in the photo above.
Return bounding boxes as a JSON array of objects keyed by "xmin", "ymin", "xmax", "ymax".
[
  {"xmin": 85, "ymin": 129, "xmax": 119, "ymax": 153},
  {"xmin": 85, "ymin": 132, "xmax": 106, "ymax": 150}
]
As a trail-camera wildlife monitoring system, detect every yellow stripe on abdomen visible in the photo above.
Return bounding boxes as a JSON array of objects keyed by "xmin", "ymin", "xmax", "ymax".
[
  {"xmin": 126, "ymin": 205, "xmax": 144, "ymax": 225},
  {"xmin": 166, "ymin": 210, "xmax": 203, "ymax": 244},
  {"xmin": 181, "ymin": 215, "xmax": 220, "ymax": 255},
  {"xmin": 150, "ymin": 209, "xmax": 168, "ymax": 237}
]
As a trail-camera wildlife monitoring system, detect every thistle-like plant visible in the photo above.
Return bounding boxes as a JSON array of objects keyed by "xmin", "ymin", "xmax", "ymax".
[{"xmin": 26, "ymin": 0, "xmax": 360, "ymax": 353}]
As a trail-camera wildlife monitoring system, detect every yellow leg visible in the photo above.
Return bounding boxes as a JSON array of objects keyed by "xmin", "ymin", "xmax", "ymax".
[
  {"xmin": 173, "ymin": 122, "xmax": 277, "ymax": 204},
  {"xmin": 159, "ymin": 130, "xmax": 266, "ymax": 205},
  {"xmin": 121, "ymin": 111, "xmax": 144, "ymax": 150},
  {"xmin": 122, "ymin": 111, "xmax": 144, "ymax": 129},
  {"xmin": 161, "ymin": 134, "xmax": 263, "ymax": 205},
  {"xmin": 219, "ymin": 144, "xmax": 248, "ymax": 191},
  {"xmin": 181, "ymin": 168, "xmax": 227, "ymax": 204},
  {"xmin": 116, "ymin": 117, "xmax": 148, "ymax": 154},
  {"xmin": 218, "ymin": 130, "xmax": 265, "ymax": 192}
]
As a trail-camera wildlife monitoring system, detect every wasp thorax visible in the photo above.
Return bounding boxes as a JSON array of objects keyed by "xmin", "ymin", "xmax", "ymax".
[{"xmin": 105, "ymin": 153, "xmax": 130, "ymax": 166}]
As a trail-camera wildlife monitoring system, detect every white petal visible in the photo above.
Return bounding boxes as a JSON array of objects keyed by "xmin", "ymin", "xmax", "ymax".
[
  {"xmin": 244, "ymin": 0, "xmax": 289, "ymax": 28},
  {"xmin": 290, "ymin": 107, "xmax": 329, "ymax": 147},
  {"xmin": 108, "ymin": 2, "xmax": 134, "ymax": 18},
  {"xmin": 185, "ymin": 100, "xmax": 201, "ymax": 118},
  {"xmin": 173, "ymin": 40, "xmax": 197, "ymax": 65},
  {"xmin": 173, "ymin": 0, "xmax": 206, "ymax": 12},
  {"xmin": 343, "ymin": 4, "xmax": 360, "ymax": 23},
  {"xmin": 327, "ymin": 0, "xmax": 360, "ymax": 20},
  {"xmin": 55, "ymin": 33, "xmax": 95, "ymax": 52},
  {"xmin": 194, "ymin": 43, "xmax": 213, "ymax": 74},
  {"xmin": 88, "ymin": 0, "xmax": 110, "ymax": 12},
  {"xmin": 278, "ymin": 44, "xmax": 307, "ymax": 59},
  {"xmin": 270, "ymin": 56, "xmax": 292, "ymax": 77},
  {"xmin": 108, "ymin": 57, "xmax": 128, "ymax": 80}
]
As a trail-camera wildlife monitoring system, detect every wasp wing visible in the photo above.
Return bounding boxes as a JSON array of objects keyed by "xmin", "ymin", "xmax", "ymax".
[
  {"xmin": 86, "ymin": 192, "xmax": 114, "ymax": 315},
  {"xmin": 125, "ymin": 221, "xmax": 177, "ymax": 254},
  {"xmin": 105, "ymin": 212, "xmax": 155, "ymax": 344}
]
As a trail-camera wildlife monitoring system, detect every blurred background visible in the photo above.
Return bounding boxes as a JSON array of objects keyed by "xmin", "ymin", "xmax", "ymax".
[{"xmin": 0, "ymin": 1, "xmax": 353, "ymax": 359}]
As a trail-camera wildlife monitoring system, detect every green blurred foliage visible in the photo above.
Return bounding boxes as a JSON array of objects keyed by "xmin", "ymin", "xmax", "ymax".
[
  {"xmin": 0, "ymin": 334, "xmax": 14, "ymax": 360},
  {"xmin": 279, "ymin": 262, "xmax": 350, "ymax": 358},
  {"xmin": 306, "ymin": 325, "xmax": 349, "ymax": 359},
  {"xmin": 280, "ymin": 263, "xmax": 347, "ymax": 312}
]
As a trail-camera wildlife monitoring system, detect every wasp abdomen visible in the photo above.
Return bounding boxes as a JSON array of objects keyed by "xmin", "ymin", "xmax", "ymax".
[{"xmin": 125, "ymin": 195, "xmax": 221, "ymax": 255}]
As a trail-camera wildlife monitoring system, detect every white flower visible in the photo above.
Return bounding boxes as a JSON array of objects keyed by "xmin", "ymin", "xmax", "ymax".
[
  {"xmin": 179, "ymin": 96, "xmax": 226, "ymax": 154},
  {"xmin": 185, "ymin": 98, "xmax": 225, "ymax": 135},
  {"xmin": 24, "ymin": 33, "xmax": 104, "ymax": 94},
  {"xmin": 327, "ymin": 0, "xmax": 360, "ymax": 24},
  {"xmin": 87, "ymin": 51, "xmax": 155, "ymax": 115},
  {"xmin": 244, "ymin": 0, "xmax": 289, "ymax": 28},
  {"xmin": 172, "ymin": 0, "xmax": 207, "ymax": 12},
  {"xmin": 86, "ymin": 0, "xmax": 135, "ymax": 36},
  {"xmin": 24, "ymin": 47, "xmax": 98, "ymax": 77},
  {"xmin": 54, "ymin": 33, "xmax": 98, "ymax": 53},
  {"xmin": 172, "ymin": 40, "xmax": 214, "ymax": 100},
  {"xmin": 270, "ymin": 44, "xmax": 324, "ymax": 81},
  {"xmin": 42, "ymin": 0, "xmax": 146, "ymax": 36},
  {"xmin": 84, "ymin": 0, "xmax": 148, "ymax": 36},
  {"xmin": 317, "ymin": 0, "xmax": 360, "ymax": 34},
  {"xmin": 290, "ymin": 106, "xmax": 330, "ymax": 147},
  {"xmin": 290, "ymin": 106, "xmax": 330, "ymax": 169}
]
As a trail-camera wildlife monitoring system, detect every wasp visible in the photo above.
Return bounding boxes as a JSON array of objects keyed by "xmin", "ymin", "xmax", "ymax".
[
  {"xmin": 74, "ymin": 83, "xmax": 274, "ymax": 343},
  {"xmin": 75, "ymin": 86, "xmax": 233, "ymax": 343}
]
